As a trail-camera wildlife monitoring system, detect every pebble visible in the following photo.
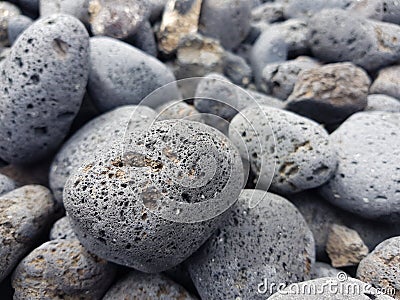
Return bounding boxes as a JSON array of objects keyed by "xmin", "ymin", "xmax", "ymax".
[
  {"xmin": 357, "ymin": 237, "xmax": 400, "ymax": 299},
  {"xmin": 12, "ymin": 239, "xmax": 116, "ymax": 299},
  {"xmin": 103, "ymin": 271, "xmax": 197, "ymax": 299},
  {"xmin": 251, "ymin": 2, "xmax": 285, "ymax": 24},
  {"xmin": 49, "ymin": 216, "xmax": 76, "ymax": 240},
  {"xmin": 128, "ymin": 21, "xmax": 157, "ymax": 57},
  {"xmin": 308, "ymin": 9, "xmax": 400, "ymax": 71},
  {"xmin": 245, "ymin": 89, "xmax": 285, "ymax": 110},
  {"xmin": 268, "ymin": 277, "xmax": 394, "ymax": 300},
  {"xmin": 370, "ymin": 65, "xmax": 400, "ymax": 100},
  {"xmin": 0, "ymin": 185, "xmax": 57, "ymax": 282},
  {"xmin": 261, "ymin": 56, "xmax": 319, "ymax": 100},
  {"xmin": 283, "ymin": 0, "xmax": 351, "ymax": 19},
  {"xmin": 0, "ymin": 1, "xmax": 20, "ymax": 47},
  {"xmin": 7, "ymin": 15, "xmax": 32, "ymax": 45},
  {"xmin": 158, "ymin": 0, "xmax": 202, "ymax": 54},
  {"xmin": 286, "ymin": 62, "xmax": 370, "ymax": 125},
  {"xmin": 310, "ymin": 262, "xmax": 342, "ymax": 279},
  {"xmin": 223, "ymin": 51, "xmax": 252, "ymax": 86},
  {"xmin": 89, "ymin": 0, "xmax": 149, "ymax": 39},
  {"xmin": 155, "ymin": 100, "xmax": 203, "ymax": 123},
  {"xmin": 40, "ymin": 0, "xmax": 90, "ymax": 24},
  {"xmin": 229, "ymin": 105, "xmax": 337, "ymax": 194},
  {"xmin": 88, "ymin": 36, "xmax": 180, "ymax": 112},
  {"xmin": 0, "ymin": 173, "xmax": 16, "ymax": 196},
  {"xmin": 64, "ymin": 119, "xmax": 244, "ymax": 272},
  {"xmin": 366, "ymin": 94, "xmax": 400, "ymax": 112},
  {"xmin": 326, "ymin": 224, "xmax": 369, "ymax": 268},
  {"xmin": 347, "ymin": 0, "xmax": 384, "ymax": 20},
  {"xmin": 187, "ymin": 190, "xmax": 315, "ymax": 299},
  {"xmin": 50, "ymin": 105, "xmax": 156, "ymax": 203},
  {"xmin": 0, "ymin": 14, "xmax": 89, "ymax": 164},
  {"xmin": 320, "ymin": 111, "xmax": 400, "ymax": 223},
  {"xmin": 382, "ymin": 0, "xmax": 400, "ymax": 24},
  {"xmin": 199, "ymin": 0, "xmax": 251, "ymax": 50}
]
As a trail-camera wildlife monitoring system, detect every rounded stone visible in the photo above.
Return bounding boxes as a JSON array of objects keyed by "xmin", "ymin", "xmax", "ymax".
[
  {"xmin": 268, "ymin": 277, "xmax": 394, "ymax": 300},
  {"xmin": 7, "ymin": 15, "xmax": 33, "ymax": 45},
  {"xmin": 311, "ymin": 262, "xmax": 342, "ymax": 279},
  {"xmin": 64, "ymin": 119, "xmax": 244, "ymax": 272},
  {"xmin": 49, "ymin": 216, "xmax": 76, "ymax": 240},
  {"xmin": 283, "ymin": 0, "xmax": 351, "ymax": 19},
  {"xmin": 370, "ymin": 65, "xmax": 400, "ymax": 100},
  {"xmin": 366, "ymin": 94, "xmax": 400, "ymax": 113},
  {"xmin": 128, "ymin": 21, "xmax": 157, "ymax": 57},
  {"xmin": 155, "ymin": 100, "xmax": 203, "ymax": 123},
  {"xmin": 49, "ymin": 105, "xmax": 156, "ymax": 203},
  {"xmin": 88, "ymin": 36, "xmax": 180, "ymax": 112},
  {"xmin": 286, "ymin": 62, "xmax": 370, "ymax": 125},
  {"xmin": 187, "ymin": 190, "xmax": 315, "ymax": 299},
  {"xmin": 40, "ymin": 0, "xmax": 91, "ymax": 24},
  {"xmin": 12, "ymin": 239, "xmax": 116, "ymax": 299},
  {"xmin": 103, "ymin": 271, "xmax": 196, "ymax": 300},
  {"xmin": 229, "ymin": 105, "xmax": 337, "ymax": 194},
  {"xmin": 357, "ymin": 237, "xmax": 400, "ymax": 299},
  {"xmin": 0, "ymin": 185, "xmax": 57, "ymax": 282},
  {"xmin": 199, "ymin": 0, "xmax": 251, "ymax": 50},
  {"xmin": 0, "ymin": 14, "xmax": 89, "ymax": 164},
  {"xmin": 0, "ymin": 1, "xmax": 20, "ymax": 47},
  {"xmin": 320, "ymin": 111, "xmax": 400, "ymax": 222},
  {"xmin": 223, "ymin": 51, "xmax": 252, "ymax": 87},
  {"xmin": 0, "ymin": 173, "xmax": 16, "ymax": 196}
]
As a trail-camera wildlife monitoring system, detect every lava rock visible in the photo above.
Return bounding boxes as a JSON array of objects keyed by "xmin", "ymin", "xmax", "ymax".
[
  {"xmin": 12, "ymin": 239, "xmax": 116, "ymax": 299},
  {"xmin": 103, "ymin": 271, "xmax": 197, "ymax": 299},
  {"xmin": 7, "ymin": 15, "xmax": 32, "ymax": 45},
  {"xmin": 0, "ymin": 173, "xmax": 16, "ymax": 196},
  {"xmin": 188, "ymin": 190, "xmax": 315, "ymax": 299},
  {"xmin": 370, "ymin": 65, "xmax": 400, "ymax": 100},
  {"xmin": 0, "ymin": 2, "xmax": 20, "ymax": 47},
  {"xmin": 382, "ymin": 0, "xmax": 400, "ymax": 24},
  {"xmin": 0, "ymin": 14, "xmax": 89, "ymax": 164},
  {"xmin": 308, "ymin": 9, "xmax": 400, "ymax": 71},
  {"xmin": 158, "ymin": 0, "xmax": 202, "ymax": 54},
  {"xmin": 245, "ymin": 89, "xmax": 285, "ymax": 109},
  {"xmin": 49, "ymin": 216, "xmax": 76, "ymax": 240},
  {"xmin": 129, "ymin": 21, "xmax": 157, "ymax": 57},
  {"xmin": 261, "ymin": 56, "xmax": 319, "ymax": 100},
  {"xmin": 64, "ymin": 120, "xmax": 244, "ymax": 273},
  {"xmin": 320, "ymin": 111, "xmax": 400, "ymax": 222},
  {"xmin": 251, "ymin": 2, "xmax": 284, "ymax": 24},
  {"xmin": 357, "ymin": 237, "xmax": 400, "ymax": 299},
  {"xmin": 311, "ymin": 262, "xmax": 342, "ymax": 279},
  {"xmin": 156, "ymin": 100, "xmax": 203, "ymax": 123},
  {"xmin": 89, "ymin": 0, "xmax": 149, "ymax": 39},
  {"xmin": 286, "ymin": 62, "xmax": 370, "ymax": 125},
  {"xmin": 88, "ymin": 36, "xmax": 180, "ymax": 112},
  {"xmin": 199, "ymin": 0, "xmax": 251, "ymax": 50},
  {"xmin": 40, "ymin": 0, "xmax": 90, "ymax": 24},
  {"xmin": 223, "ymin": 51, "xmax": 252, "ymax": 86},
  {"xmin": 366, "ymin": 94, "xmax": 400, "ymax": 112},
  {"xmin": 50, "ymin": 105, "xmax": 156, "ymax": 203},
  {"xmin": 230, "ymin": 105, "xmax": 337, "ymax": 194},
  {"xmin": 0, "ymin": 185, "xmax": 57, "ymax": 282},
  {"xmin": 268, "ymin": 277, "xmax": 394, "ymax": 300}
]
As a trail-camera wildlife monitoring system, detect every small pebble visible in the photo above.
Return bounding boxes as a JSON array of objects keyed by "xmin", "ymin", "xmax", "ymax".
[
  {"xmin": 128, "ymin": 21, "xmax": 157, "ymax": 57},
  {"xmin": 382, "ymin": 0, "xmax": 400, "ymax": 24},
  {"xmin": 7, "ymin": 15, "xmax": 32, "ymax": 45},
  {"xmin": 12, "ymin": 239, "xmax": 116, "ymax": 299},
  {"xmin": 188, "ymin": 190, "xmax": 315, "ymax": 299},
  {"xmin": 223, "ymin": 51, "xmax": 252, "ymax": 86},
  {"xmin": 370, "ymin": 65, "xmax": 400, "ymax": 100},
  {"xmin": 286, "ymin": 62, "xmax": 370, "ymax": 124},
  {"xmin": 103, "ymin": 271, "xmax": 197, "ymax": 300},
  {"xmin": 311, "ymin": 262, "xmax": 343, "ymax": 279},
  {"xmin": 40, "ymin": 0, "xmax": 90, "ymax": 24},
  {"xmin": 0, "ymin": 185, "xmax": 57, "ymax": 282},
  {"xmin": 49, "ymin": 216, "xmax": 76, "ymax": 240},
  {"xmin": 0, "ymin": 1, "xmax": 20, "ymax": 47},
  {"xmin": 156, "ymin": 100, "xmax": 203, "ymax": 123},
  {"xmin": 366, "ymin": 94, "xmax": 400, "ymax": 112},
  {"xmin": 0, "ymin": 173, "xmax": 16, "ymax": 196},
  {"xmin": 251, "ymin": 2, "xmax": 284, "ymax": 24},
  {"xmin": 283, "ymin": 0, "xmax": 351, "ymax": 19}
]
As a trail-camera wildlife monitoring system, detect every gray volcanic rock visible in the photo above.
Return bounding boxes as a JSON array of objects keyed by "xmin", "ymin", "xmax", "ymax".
[
  {"xmin": 0, "ymin": 173, "xmax": 16, "ymax": 196},
  {"xmin": 188, "ymin": 190, "xmax": 315, "ymax": 299},
  {"xmin": 370, "ymin": 65, "xmax": 400, "ymax": 100},
  {"xmin": 320, "ymin": 111, "xmax": 400, "ymax": 222},
  {"xmin": 0, "ymin": 14, "xmax": 89, "ymax": 164},
  {"xmin": 49, "ymin": 216, "xmax": 76, "ymax": 240},
  {"xmin": 88, "ymin": 36, "xmax": 180, "ymax": 112},
  {"xmin": 12, "ymin": 239, "xmax": 116, "ymax": 299},
  {"xmin": 64, "ymin": 120, "xmax": 244, "ymax": 273},
  {"xmin": 283, "ymin": 0, "xmax": 351, "ymax": 19},
  {"xmin": 366, "ymin": 94, "xmax": 400, "ymax": 113},
  {"xmin": 0, "ymin": 185, "xmax": 57, "ymax": 282}
]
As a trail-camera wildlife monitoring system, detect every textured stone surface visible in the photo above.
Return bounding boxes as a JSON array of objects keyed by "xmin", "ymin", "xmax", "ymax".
[
  {"xmin": 223, "ymin": 51, "xmax": 252, "ymax": 86},
  {"xmin": 287, "ymin": 62, "xmax": 370, "ymax": 124},
  {"xmin": 230, "ymin": 105, "xmax": 337, "ymax": 194},
  {"xmin": 40, "ymin": 0, "xmax": 90, "ymax": 24},
  {"xmin": 252, "ymin": 2, "xmax": 284, "ymax": 23},
  {"xmin": 156, "ymin": 100, "xmax": 203, "ymax": 123},
  {"xmin": 49, "ymin": 216, "xmax": 76, "ymax": 240},
  {"xmin": 50, "ymin": 105, "xmax": 156, "ymax": 203},
  {"xmin": 283, "ymin": 0, "xmax": 351, "ymax": 19},
  {"xmin": 188, "ymin": 190, "xmax": 315, "ymax": 299},
  {"xmin": 366, "ymin": 94, "xmax": 400, "ymax": 112},
  {"xmin": 0, "ymin": 185, "xmax": 57, "ymax": 282},
  {"xmin": 103, "ymin": 271, "xmax": 197, "ymax": 300},
  {"xmin": 12, "ymin": 239, "xmax": 116, "ymax": 299},
  {"xmin": 0, "ymin": 14, "xmax": 89, "ymax": 164},
  {"xmin": 129, "ymin": 21, "xmax": 157, "ymax": 57},
  {"xmin": 371, "ymin": 65, "xmax": 400, "ymax": 100},
  {"xmin": 88, "ymin": 37, "xmax": 180, "ymax": 112},
  {"xmin": 357, "ymin": 237, "xmax": 400, "ymax": 300},
  {"xmin": 0, "ymin": 173, "xmax": 16, "ymax": 196},
  {"xmin": 320, "ymin": 111, "xmax": 400, "ymax": 223},
  {"xmin": 64, "ymin": 120, "xmax": 244, "ymax": 272}
]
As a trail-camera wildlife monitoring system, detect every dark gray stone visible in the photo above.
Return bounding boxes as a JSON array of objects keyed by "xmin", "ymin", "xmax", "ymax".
[
  {"xmin": 7, "ymin": 15, "xmax": 33, "ymax": 45},
  {"xmin": 88, "ymin": 36, "xmax": 180, "ymax": 112},
  {"xmin": 12, "ymin": 239, "xmax": 116, "ymax": 299},
  {"xmin": 223, "ymin": 51, "xmax": 252, "ymax": 86},
  {"xmin": 0, "ymin": 14, "xmax": 89, "ymax": 164},
  {"xmin": 187, "ymin": 190, "xmax": 315, "ymax": 299},
  {"xmin": 49, "ymin": 216, "xmax": 76, "ymax": 240},
  {"xmin": 129, "ymin": 21, "xmax": 157, "ymax": 57}
]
